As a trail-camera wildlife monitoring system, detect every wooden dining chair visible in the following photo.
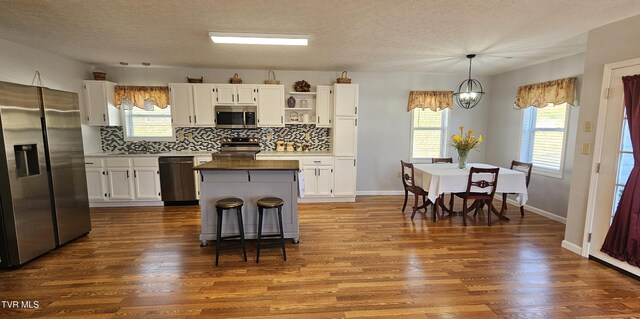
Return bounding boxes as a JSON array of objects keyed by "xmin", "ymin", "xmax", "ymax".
[
  {"xmin": 501, "ymin": 160, "xmax": 532, "ymax": 216},
  {"xmin": 454, "ymin": 167, "xmax": 500, "ymax": 226},
  {"xmin": 400, "ymin": 161, "xmax": 431, "ymax": 220},
  {"xmin": 431, "ymin": 157, "xmax": 455, "ymax": 212}
]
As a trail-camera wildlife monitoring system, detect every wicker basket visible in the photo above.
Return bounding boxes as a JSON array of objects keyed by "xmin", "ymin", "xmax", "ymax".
[
  {"xmin": 187, "ymin": 76, "xmax": 203, "ymax": 83},
  {"xmin": 93, "ymin": 68, "xmax": 107, "ymax": 81},
  {"xmin": 336, "ymin": 71, "xmax": 351, "ymax": 84},
  {"xmin": 229, "ymin": 73, "xmax": 242, "ymax": 84},
  {"xmin": 264, "ymin": 70, "xmax": 280, "ymax": 84}
]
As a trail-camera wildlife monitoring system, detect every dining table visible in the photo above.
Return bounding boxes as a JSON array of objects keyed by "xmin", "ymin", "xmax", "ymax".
[{"xmin": 412, "ymin": 163, "xmax": 529, "ymax": 222}]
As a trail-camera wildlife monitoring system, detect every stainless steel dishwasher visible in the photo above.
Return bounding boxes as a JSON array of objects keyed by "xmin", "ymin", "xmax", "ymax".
[{"xmin": 159, "ymin": 156, "xmax": 197, "ymax": 203}]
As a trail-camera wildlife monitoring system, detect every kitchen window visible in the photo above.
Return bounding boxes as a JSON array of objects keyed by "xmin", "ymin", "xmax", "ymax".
[
  {"xmin": 520, "ymin": 103, "xmax": 570, "ymax": 177},
  {"xmin": 123, "ymin": 106, "xmax": 174, "ymax": 141},
  {"xmin": 411, "ymin": 108, "xmax": 449, "ymax": 161}
]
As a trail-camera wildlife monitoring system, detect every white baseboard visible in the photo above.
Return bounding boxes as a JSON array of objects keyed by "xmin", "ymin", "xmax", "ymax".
[
  {"xmin": 561, "ymin": 240, "xmax": 583, "ymax": 256},
  {"xmin": 356, "ymin": 190, "xmax": 404, "ymax": 196},
  {"xmin": 89, "ymin": 201, "xmax": 165, "ymax": 207},
  {"xmin": 502, "ymin": 198, "xmax": 567, "ymax": 224}
]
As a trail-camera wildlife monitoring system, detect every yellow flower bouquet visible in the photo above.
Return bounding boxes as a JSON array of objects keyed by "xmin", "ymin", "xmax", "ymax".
[{"xmin": 450, "ymin": 126, "xmax": 482, "ymax": 169}]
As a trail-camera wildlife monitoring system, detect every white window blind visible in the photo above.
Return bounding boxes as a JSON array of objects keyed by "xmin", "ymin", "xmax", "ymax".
[
  {"xmin": 411, "ymin": 108, "xmax": 448, "ymax": 160},
  {"xmin": 123, "ymin": 106, "xmax": 174, "ymax": 140},
  {"xmin": 520, "ymin": 103, "xmax": 568, "ymax": 174}
]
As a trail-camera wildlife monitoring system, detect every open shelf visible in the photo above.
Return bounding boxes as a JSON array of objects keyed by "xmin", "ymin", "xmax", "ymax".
[
  {"xmin": 285, "ymin": 107, "xmax": 313, "ymax": 111},
  {"xmin": 289, "ymin": 91, "xmax": 317, "ymax": 95}
]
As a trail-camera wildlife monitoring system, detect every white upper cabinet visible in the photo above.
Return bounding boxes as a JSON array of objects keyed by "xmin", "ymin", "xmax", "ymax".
[
  {"xmin": 170, "ymin": 84, "xmax": 216, "ymax": 127},
  {"xmin": 333, "ymin": 117, "xmax": 358, "ymax": 157},
  {"xmin": 216, "ymin": 85, "xmax": 236, "ymax": 105},
  {"xmin": 169, "ymin": 84, "xmax": 194, "ymax": 127},
  {"xmin": 237, "ymin": 85, "xmax": 257, "ymax": 104},
  {"xmin": 215, "ymin": 84, "xmax": 256, "ymax": 105},
  {"xmin": 192, "ymin": 84, "xmax": 216, "ymax": 126},
  {"xmin": 257, "ymin": 85, "xmax": 285, "ymax": 127},
  {"xmin": 83, "ymin": 80, "xmax": 120, "ymax": 126},
  {"xmin": 334, "ymin": 84, "xmax": 359, "ymax": 117},
  {"xmin": 316, "ymin": 85, "xmax": 333, "ymax": 127}
]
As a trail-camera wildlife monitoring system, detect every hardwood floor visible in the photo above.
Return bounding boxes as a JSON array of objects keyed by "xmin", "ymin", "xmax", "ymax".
[{"xmin": 1, "ymin": 196, "xmax": 639, "ymax": 318}]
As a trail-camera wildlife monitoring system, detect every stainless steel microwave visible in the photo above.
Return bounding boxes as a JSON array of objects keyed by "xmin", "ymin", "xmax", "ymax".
[{"xmin": 215, "ymin": 105, "xmax": 257, "ymax": 129}]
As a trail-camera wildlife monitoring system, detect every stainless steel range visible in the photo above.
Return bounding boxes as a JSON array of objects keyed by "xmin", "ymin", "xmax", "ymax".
[{"xmin": 213, "ymin": 137, "xmax": 261, "ymax": 160}]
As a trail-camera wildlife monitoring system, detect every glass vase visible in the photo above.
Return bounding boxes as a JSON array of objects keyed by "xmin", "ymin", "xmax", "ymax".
[{"xmin": 458, "ymin": 151, "xmax": 468, "ymax": 169}]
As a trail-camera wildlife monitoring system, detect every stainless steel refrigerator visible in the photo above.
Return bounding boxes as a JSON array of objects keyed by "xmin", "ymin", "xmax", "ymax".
[{"xmin": 0, "ymin": 81, "xmax": 90, "ymax": 268}]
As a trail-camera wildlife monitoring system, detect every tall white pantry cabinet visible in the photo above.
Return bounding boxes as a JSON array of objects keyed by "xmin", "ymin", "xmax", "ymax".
[{"xmin": 332, "ymin": 84, "xmax": 358, "ymax": 198}]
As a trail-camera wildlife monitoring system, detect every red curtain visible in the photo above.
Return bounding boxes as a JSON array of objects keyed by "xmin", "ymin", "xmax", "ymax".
[{"xmin": 601, "ymin": 74, "xmax": 640, "ymax": 267}]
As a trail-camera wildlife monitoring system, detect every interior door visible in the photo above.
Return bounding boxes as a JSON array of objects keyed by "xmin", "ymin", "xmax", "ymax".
[{"xmin": 588, "ymin": 62, "xmax": 640, "ymax": 276}]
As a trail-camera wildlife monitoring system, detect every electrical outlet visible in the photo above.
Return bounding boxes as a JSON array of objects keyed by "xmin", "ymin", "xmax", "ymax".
[
  {"xmin": 305, "ymin": 132, "xmax": 311, "ymax": 141},
  {"xmin": 266, "ymin": 132, "xmax": 273, "ymax": 140},
  {"xmin": 188, "ymin": 132, "xmax": 193, "ymax": 140},
  {"xmin": 585, "ymin": 121, "xmax": 592, "ymax": 132},
  {"xmin": 178, "ymin": 132, "xmax": 185, "ymax": 141},
  {"xmin": 581, "ymin": 143, "xmax": 591, "ymax": 155}
]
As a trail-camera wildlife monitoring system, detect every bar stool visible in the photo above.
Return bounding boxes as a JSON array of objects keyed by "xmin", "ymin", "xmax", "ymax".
[
  {"xmin": 256, "ymin": 197, "xmax": 287, "ymax": 263},
  {"xmin": 214, "ymin": 197, "xmax": 247, "ymax": 267}
]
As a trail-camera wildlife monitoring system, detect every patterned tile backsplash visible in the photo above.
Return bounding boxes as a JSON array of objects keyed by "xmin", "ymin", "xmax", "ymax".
[{"xmin": 100, "ymin": 126, "xmax": 331, "ymax": 152}]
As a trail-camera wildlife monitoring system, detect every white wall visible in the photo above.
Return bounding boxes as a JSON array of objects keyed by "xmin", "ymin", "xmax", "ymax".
[
  {"xmin": 564, "ymin": 14, "xmax": 640, "ymax": 247},
  {"xmin": 485, "ymin": 53, "xmax": 584, "ymax": 218},
  {"xmin": 0, "ymin": 38, "xmax": 101, "ymax": 152},
  {"xmin": 100, "ymin": 66, "xmax": 490, "ymax": 194}
]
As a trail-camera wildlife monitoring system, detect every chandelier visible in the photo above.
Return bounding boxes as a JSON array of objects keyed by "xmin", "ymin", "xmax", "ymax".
[{"xmin": 453, "ymin": 54, "xmax": 485, "ymax": 109}]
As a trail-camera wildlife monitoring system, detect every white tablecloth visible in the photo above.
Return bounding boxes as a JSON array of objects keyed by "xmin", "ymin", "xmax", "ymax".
[{"xmin": 413, "ymin": 163, "xmax": 528, "ymax": 206}]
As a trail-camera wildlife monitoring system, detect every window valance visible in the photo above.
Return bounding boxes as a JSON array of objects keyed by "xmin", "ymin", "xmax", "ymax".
[
  {"xmin": 514, "ymin": 77, "xmax": 577, "ymax": 109},
  {"xmin": 114, "ymin": 86, "xmax": 169, "ymax": 110},
  {"xmin": 407, "ymin": 91, "xmax": 453, "ymax": 112}
]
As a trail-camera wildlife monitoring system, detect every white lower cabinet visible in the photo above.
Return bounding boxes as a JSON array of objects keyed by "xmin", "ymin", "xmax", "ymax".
[
  {"xmin": 333, "ymin": 157, "xmax": 357, "ymax": 197},
  {"xmin": 301, "ymin": 166, "xmax": 333, "ymax": 196},
  {"xmin": 85, "ymin": 159, "xmax": 108, "ymax": 201},
  {"xmin": 134, "ymin": 167, "xmax": 161, "ymax": 200},
  {"xmin": 85, "ymin": 156, "xmax": 161, "ymax": 205},
  {"xmin": 107, "ymin": 167, "xmax": 135, "ymax": 200}
]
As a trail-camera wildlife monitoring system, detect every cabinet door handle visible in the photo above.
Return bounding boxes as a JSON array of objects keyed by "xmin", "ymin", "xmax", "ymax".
[
  {"xmin": 104, "ymin": 193, "xmax": 107, "ymax": 197},
  {"xmin": 354, "ymin": 159, "xmax": 356, "ymax": 166},
  {"xmin": 355, "ymin": 106, "xmax": 358, "ymax": 115},
  {"xmin": 281, "ymin": 115, "xmax": 283, "ymax": 123},
  {"xmin": 85, "ymin": 162, "xmax": 94, "ymax": 165},
  {"xmin": 126, "ymin": 170, "xmax": 129, "ymax": 178},
  {"xmin": 103, "ymin": 114, "xmax": 106, "ymax": 122},
  {"xmin": 134, "ymin": 170, "xmax": 137, "ymax": 178},
  {"xmin": 237, "ymin": 93, "xmax": 239, "ymax": 102},
  {"xmin": 232, "ymin": 94, "xmax": 235, "ymax": 102},
  {"xmin": 317, "ymin": 116, "xmax": 320, "ymax": 123},
  {"xmin": 189, "ymin": 115, "xmax": 192, "ymax": 123},
  {"xmin": 194, "ymin": 115, "xmax": 197, "ymax": 123},
  {"xmin": 314, "ymin": 160, "xmax": 321, "ymax": 163}
]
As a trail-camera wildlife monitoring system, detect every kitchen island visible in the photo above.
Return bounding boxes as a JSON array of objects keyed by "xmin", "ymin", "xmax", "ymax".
[{"xmin": 194, "ymin": 160, "xmax": 300, "ymax": 246}]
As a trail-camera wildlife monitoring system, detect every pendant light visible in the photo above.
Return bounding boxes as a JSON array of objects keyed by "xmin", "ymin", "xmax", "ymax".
[{"xmin": 453, "ymin": 54, "xmax": 484, "ymax": 109}]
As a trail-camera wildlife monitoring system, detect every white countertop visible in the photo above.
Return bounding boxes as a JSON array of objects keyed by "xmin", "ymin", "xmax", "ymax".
[{"xmin": 85, "ymin": 151, "xmax": 215, "ymax": 157}]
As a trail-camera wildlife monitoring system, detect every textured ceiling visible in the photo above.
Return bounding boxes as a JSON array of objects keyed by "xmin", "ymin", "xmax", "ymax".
[{"xmin": 1, "ymin": 0, "xmax": 640, "ymax": 75}]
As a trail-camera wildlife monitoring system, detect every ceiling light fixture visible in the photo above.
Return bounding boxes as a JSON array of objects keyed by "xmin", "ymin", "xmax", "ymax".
[
  {"xmin": 209, "ymin": 32, "xmax": 308, "ymax": 46},
  {"xmin": 453, "ymin": 54, "xmax": 485, "ymax": 109}
]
